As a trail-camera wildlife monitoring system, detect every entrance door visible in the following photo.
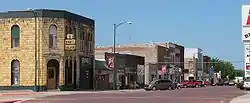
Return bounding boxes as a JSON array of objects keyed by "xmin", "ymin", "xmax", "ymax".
[
  {"xmin": 47, "ymin": 59, "xmax": 59, "ymax": 90},
  {"xmin": 47, "ymin": 67, "xmax": 56, "ymax": 89}
]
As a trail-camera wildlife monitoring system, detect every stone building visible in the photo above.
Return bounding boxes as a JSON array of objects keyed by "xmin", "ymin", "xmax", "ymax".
[
  {"xmin": 184, "ymin": 57, "xmax": 197, "ymax": 80},
  {"xmin": 0, "ymin": 9, "xmax": 95, "ymax": 91},
  {"xmin": 184, "ymin": 48, "xmax": 203, "ymax": 80}
]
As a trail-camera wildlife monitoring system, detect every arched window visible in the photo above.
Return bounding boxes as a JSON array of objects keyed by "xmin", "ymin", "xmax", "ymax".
[
  {"xmin": 11, "ymin": 25, "xmax": 20, "ymax": 48},
  {"xmin": 11, "ymin": 60, "xmax": 20, "ymax": 85},
  {"xmin": 49, "ymin": 25, "xmax": 57, "ymax": 48}
]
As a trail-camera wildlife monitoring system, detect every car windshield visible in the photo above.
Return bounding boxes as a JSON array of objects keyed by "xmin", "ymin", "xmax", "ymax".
[{"xmin": 150, "ymin": 80, "xmax": 159, "ymax": 84}]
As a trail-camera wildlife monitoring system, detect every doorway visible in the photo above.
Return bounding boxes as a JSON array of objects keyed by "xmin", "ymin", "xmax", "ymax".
[{"xmin": 47, "ymin": 59, "xmax": 59, "ymax": 90}]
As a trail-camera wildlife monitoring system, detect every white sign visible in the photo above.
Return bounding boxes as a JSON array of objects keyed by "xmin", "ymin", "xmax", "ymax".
[
  {"xmin": 245, "ymin": 44, "xmax": 250, "ymax": 77},
  {"xmin": 242, "ymin": 5, "xmax": 250, "ymax": 41},
  {"xmin": 245, "ymin": 44, "xmax": 250, "ymax": 62}
]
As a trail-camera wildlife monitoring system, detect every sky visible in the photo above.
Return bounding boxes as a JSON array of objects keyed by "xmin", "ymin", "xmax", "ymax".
[{"xmin": 1, "ymin": 0, "xmax": 250, "ymax": 69}]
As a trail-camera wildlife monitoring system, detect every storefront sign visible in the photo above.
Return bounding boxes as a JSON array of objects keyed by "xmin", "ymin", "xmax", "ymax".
[
  {"xmin": 65, "ymin": 34, "xmax": 76, "ymax": 51},
  {"xmin": 65, "ymin": 39, "xmax": 76, "ymax": 45},
  {"xmin": 65, "ymin": 45, "xmax": 75, "ymax": 50},
  {"xmin": 161, "ymin": 65, "xmax": 166, "ymax": 74},
  {"xmin": 107, "ymin": 56, "xmax": 114, "ymax": 68},
  {"xmin": 245, "ymin": 44, "xmax": 250, "ymax": 77}
]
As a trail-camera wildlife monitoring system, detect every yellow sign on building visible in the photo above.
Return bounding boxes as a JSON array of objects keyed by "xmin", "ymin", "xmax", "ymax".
[{"xmin": 65, "ymin": 39, "xmax": 76, "ymax": 51}]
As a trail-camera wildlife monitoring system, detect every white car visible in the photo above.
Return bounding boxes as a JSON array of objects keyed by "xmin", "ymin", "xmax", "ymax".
[{"xmin": 243, "ymin": 79, "xmax": 250, "ymax": 90}]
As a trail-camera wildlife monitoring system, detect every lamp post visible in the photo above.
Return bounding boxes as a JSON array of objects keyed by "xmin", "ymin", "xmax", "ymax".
[
  {"xmin": 28, "ymin": 8, "xmax": 38, "ymax": 92},
  {"xmin": 113, "ymin": 21, "xmax": 132, "ymax": 90}
]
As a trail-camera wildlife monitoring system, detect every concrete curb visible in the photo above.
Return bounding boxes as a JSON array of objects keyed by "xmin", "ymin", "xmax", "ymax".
[
  {"xmin": 230, "ymin": 91, "xmax": 250, "ymax": 103},
  {"xmin": 0, "ymin": 89, "xmax": 145, "ymax": 103}
]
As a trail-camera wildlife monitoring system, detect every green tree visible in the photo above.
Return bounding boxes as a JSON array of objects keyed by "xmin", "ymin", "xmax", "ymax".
[{"xmin": 210, "ymin": 58, "xmax": 235, "ymax": 80}]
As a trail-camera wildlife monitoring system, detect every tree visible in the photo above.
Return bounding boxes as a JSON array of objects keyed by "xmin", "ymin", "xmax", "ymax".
[
  {"xmin": 210, "ymin": 58, "xmax": 235, "ymax": 80},
  {"xmin": 235, "ymin": 69, "xmax": 244, "ymax": 77}
]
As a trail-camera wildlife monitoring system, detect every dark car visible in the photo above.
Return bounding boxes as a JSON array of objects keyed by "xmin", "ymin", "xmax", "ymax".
[
  {"xmin": 224, "ymin": 80, "xmax": 235, "ymax": 86},
  {"xmin": 216, "ymin": 80, "xmax": 225, "ymax": 86},
  {"xmin": 144, "ymin": 79, "xmax": 175, "ymax": 91},
  {"xmin": 236, "ymin": 81, "xmax": 244, "ymax": 90}
]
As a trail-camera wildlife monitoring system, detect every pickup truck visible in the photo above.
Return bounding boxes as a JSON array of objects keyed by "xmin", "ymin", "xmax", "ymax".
[{"xmin": 181, "ymin": 80, "xmax": 202, "ymax": 88}]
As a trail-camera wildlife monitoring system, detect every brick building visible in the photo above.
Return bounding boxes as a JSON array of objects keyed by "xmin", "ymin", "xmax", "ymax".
[
  {"xmin": 203, "ymin": 56, "xmax": 211, "ymax": 74},
  {"xmin": 0, "ymin": 9, "xmax": 95, "ymax": 91},
  {"xmin": 95, "ymin": 42, "xmax": 184, "ymax": 84}
]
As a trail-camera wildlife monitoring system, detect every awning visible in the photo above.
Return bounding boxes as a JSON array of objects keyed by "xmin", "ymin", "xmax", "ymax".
[
  {"xmin": 95, "ymin": 59, "xmax": 112, "ymax": 71},
  {"xmin": 188, "ymin": 74, "xmax": 194, "ymax": 77}
]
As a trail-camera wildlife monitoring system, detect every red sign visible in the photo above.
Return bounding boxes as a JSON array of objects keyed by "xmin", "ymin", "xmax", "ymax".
[
  {"xmin": 161, "ymin": 65, "xmax": 166, "ymax": 74},
  {"xmin": 246, "ymin": 63, "xmax": 250, "ymax": 70},
  {"xmin": 107, "ymin": 56, "xmax": 114, "ymax": 68}
]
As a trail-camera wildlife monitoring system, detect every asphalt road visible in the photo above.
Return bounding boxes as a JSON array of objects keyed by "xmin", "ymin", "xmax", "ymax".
[{"xmin": 23, "ymin": 86, "xmax": 245, "ymax": 103}]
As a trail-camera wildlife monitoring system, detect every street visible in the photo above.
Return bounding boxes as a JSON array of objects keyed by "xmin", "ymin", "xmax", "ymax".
[{"xmin": 22, "ymin": 86, "xmax": 245, "ymax": 103}]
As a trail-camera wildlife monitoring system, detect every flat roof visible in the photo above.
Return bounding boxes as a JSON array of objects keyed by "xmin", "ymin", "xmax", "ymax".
[{"xmin": 0, "ymin": 9, "xmax": 94, "ymax": 26}]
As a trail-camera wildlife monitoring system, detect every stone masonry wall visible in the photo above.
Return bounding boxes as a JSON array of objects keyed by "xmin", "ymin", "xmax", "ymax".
[
  {"xmin": 39, "ymin": 17, "xmax": 65, "ymax": 86},
  {"xmin": 0, "ymin": 18, "xmax": 36, "ymax": 86}
]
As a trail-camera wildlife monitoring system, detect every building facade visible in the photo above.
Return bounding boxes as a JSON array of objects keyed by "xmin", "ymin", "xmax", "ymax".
[
  {"xmin": 95, "ymin": 42, "xmax": 184, "ymax": 84},
  {"xmin": 104, "ymin": 53, "xmax": 144, "ymax": 89},
  {"xmin": 184, "ymin": 48, "xmax": 203, "ymax": 80},
  {"xmin": 203, "ymin": 56, "xmax": 211, "ymax": 74},
  {"xmin": 202, "ymin": 56, "xmax": 211, "ymax": 81},
  {"xmin": 0, "ymin": 9, "xmax": 95, "ymax": 91}
]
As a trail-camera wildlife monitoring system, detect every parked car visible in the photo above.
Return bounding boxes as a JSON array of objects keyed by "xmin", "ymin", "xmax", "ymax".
[
  {"xmin": 173, "ymin": 82, "xmax": 181, "ymax": 90},
  {"xmin": 196, "ymin": 80, "xmax": 209, "ymax": 87},
  {"xmin": 180, "ymin": 80, "xmax": 201, "ymax": 88},
  {"xmin": 236, "ymin": 81, "xmax": 244, "ymax": 90},
  {"xmin": 243, "ymin": 78, "xmax": 250, "ymax": 90},
  {"xmin": 227, "ymin": 80, "xmax": 236, "ymax": 86},
  {"xmin": 215, "ymin": 80, "xmax": 225, "ymax": 86},
  {"xmin": 144, "ymin": 79, "xmax": 175, "ymax": 91},
  {"xmin": 180, "ymin": 80, "xmax": 189, "ymax": 88}
]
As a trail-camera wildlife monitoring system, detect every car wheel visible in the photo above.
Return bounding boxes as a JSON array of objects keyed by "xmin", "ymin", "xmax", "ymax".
[
  {"xmin": 168, "ymin": 86, "xmax": 172, "ymax": 90},
  {"xmin": 184, "ymin": 85, "xmax": 187, "ymax": 88},
  {"xmin": 195, "ymin": 85, "xmax": 199, "ymax": 88},
  {"xmin": 152, "ymin": 87, "xmax": 156, "ymax": 91}
]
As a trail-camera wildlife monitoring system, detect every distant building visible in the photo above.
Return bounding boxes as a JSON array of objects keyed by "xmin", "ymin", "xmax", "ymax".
[
  {"xmin": 184, "ymin": 48, "xmax": 203, "ymax": 80},
  {"xmin": 203, "ymin": 56, "xmax": 211, "ymax": 74},
  {"xmin": 95, "ymin": 42, "xmax": 184, "ymax": 84},
  {"xmin": 94, "ymin": 52, "xmax": 144, "ymax": 89}
]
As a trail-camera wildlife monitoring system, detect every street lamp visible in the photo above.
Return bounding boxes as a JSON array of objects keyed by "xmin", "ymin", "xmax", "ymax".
[
  {"xmin": 27, "ymin": 8, "xmax": 38, "ymax": 92},
  {"xmin": 113, "ymin": 21, "xmax": 132, "ymax": 90}
]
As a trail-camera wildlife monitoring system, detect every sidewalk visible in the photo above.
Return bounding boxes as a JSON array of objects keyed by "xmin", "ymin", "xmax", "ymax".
[
  {"xmin": 0, "ymin": 89, "xmax": 145, "ymax": 103},
  {"xmin": 230, "ymin": 91, "xmax": 250, "ymax": 103}
]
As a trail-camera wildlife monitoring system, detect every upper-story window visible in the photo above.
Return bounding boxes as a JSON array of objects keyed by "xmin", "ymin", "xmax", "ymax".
[
  {"xmin": 65, "ymin": 26, "xmax": 68, "ymax": 39},
  {"xmin": 11, "ymin": 25, "xmax": 20, "ymax": 48},
  {"xmin": 49, "ymin": 24, "xmax": 57, "ymax": 48},
  {"xmin": 73, "ymin": 27, "xmax": 76, "ymax": 39}
]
